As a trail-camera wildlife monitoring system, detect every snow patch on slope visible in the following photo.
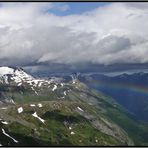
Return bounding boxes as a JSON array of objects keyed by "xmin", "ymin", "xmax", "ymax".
[
  {"xmin": 32, "ymin": 112, "xmax": 45, "ymax": 123},
  {"xmin": 30, "ymin": 104, "xmax": 36, "ymax": 107},
  {"xmin": 2, "ymin": 128, "xmax": 18, "ymax": 143},
  {"xmin": 38, "ymin": 103, "xmax": 42, "ymax": 108},
  {"xmin": 52, "ymin": 85, "xmax": 57, "ymax": 91},
  {"xmin": 77, "ymin": 107, "xmax": 84, "ymax": 112},
  {"xmin": 1, "ymin": 121, "xmax": 8, "ymax": 125},
  {"xmin": 17, "ymin": 107, "xmax": 23, "ymax": 113},
  {"xmin": 0, "ymin": 67, "xmax": 14, "ymax": 76}
]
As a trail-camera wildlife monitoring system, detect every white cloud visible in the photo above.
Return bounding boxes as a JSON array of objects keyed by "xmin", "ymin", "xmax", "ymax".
[{"xmin": 0, "ymin": 2, "xmax": 148, "ymax": 66}]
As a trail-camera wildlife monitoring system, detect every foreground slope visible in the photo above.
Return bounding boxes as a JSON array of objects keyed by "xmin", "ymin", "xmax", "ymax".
[
  {"xmin": 0, "ymin": 67, "xmax": 147, "ymax": 146},
  {"xmin": 0, "ymin": 101, "xmax": 125, "ymax": 146}
]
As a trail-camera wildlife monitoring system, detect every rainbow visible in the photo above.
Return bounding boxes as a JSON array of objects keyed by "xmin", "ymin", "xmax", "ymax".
[{"xmin": 86, "ymin": 79, "xmax": 148, "ymax": 95}]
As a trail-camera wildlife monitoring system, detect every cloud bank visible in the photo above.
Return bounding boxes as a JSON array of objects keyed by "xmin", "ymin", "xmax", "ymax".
[{"xmin": 0, "ymin": 2, "xmax": 148, "ymax": 67}]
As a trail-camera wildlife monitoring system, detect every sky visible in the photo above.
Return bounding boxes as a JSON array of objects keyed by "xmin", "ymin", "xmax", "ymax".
[
  {"xmin": 1, "ymin": 2, "xmax": 148, "ymax": 74},
  {"xmin": 49, "ymin": 2, "xmax": 107, "ymax": 15}
]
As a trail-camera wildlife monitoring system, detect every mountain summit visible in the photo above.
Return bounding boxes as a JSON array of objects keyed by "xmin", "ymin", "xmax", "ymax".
[{"xmin": 0, "ymin": 66, "xmax": 33, "ymax": 84}]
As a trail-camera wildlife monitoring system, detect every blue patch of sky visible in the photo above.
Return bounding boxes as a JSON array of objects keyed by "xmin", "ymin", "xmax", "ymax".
[{"xmin": 49, "ymin": 2, "xmax": 110, "ymax": 16}]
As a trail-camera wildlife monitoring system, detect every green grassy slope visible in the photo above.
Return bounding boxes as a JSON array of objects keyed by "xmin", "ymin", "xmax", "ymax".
[
  {"xmin": 90, "ymin": 89, "xmax": 148, "ymax": 146},
  {"xmin": 0, "ymin": 101, "xmax": 120, "ymax": 146},
  {"xmin": 0, "ymin": 80, "xmax": 148, "ymax": 146}
]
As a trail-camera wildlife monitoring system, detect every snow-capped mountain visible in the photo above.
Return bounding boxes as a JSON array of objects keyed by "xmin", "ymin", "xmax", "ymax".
[
  {"xmin": 0, "ymin": 67, "xmax": 59, "ymax": 100},
  {"xmin": 0, "ymin": 66, "xmax": 57, "ymax": 89},
  {"xmin": 0, "ymin": 66, "xmax": 33, "ymax": 84},
  {"xmin": 0, "ymin": 66, "xmax": 75, "ymax": 103}
]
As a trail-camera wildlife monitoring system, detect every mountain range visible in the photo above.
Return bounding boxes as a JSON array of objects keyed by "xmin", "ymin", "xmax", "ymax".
[{"xmin": 0, "ymin": 66, "xmax": 148, "ymax": 146}]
